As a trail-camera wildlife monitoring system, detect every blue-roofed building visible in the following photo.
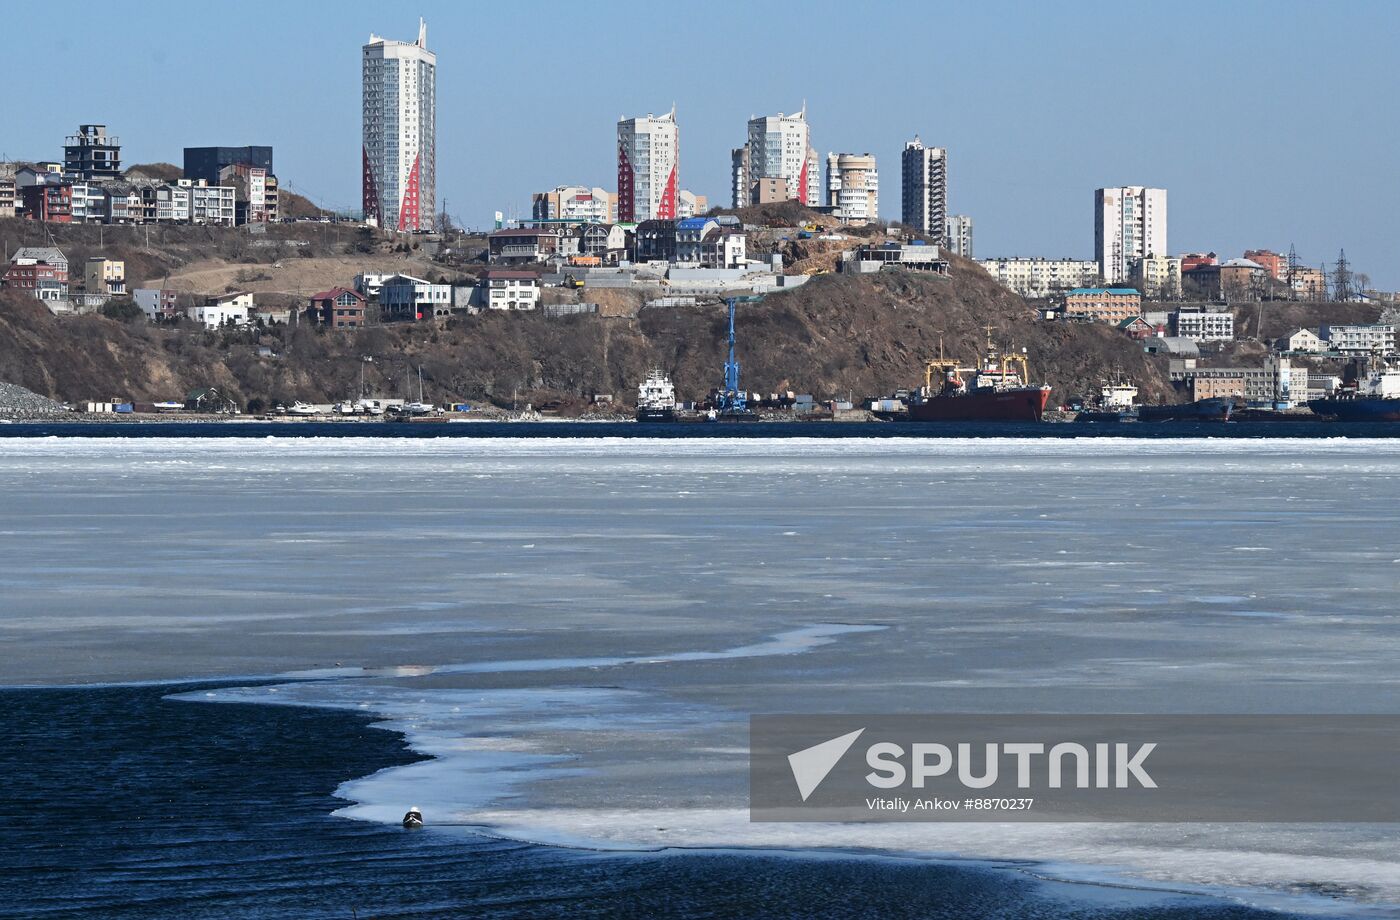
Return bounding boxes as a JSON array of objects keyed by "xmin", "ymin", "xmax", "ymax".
[{"xmin": 675, "ymin": 217, "xmax": 718, "ymax": 264}]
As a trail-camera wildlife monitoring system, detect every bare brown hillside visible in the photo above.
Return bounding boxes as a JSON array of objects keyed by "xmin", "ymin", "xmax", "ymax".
[{"xmin": 0, "ymin": 258, "xmax": 1172, "ymax": 410}]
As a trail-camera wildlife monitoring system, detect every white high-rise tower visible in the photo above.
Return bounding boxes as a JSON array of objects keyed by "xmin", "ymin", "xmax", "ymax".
[
  {"xmin": 1094, "ymin": 186, "xmax": 1167, "ymax": 284},
  {"xmin": 362, "ymin": 19, "xmax": 436, "ymax": 231},
  {"xmin": 730, "ymin": 106, "xmax": 819, "ymax": 208},
  {"xmin": 617, "ymin": 108, "xmax": 679, "ymax": 222}
]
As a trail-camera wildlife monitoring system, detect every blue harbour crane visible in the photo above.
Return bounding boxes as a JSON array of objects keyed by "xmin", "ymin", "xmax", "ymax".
[{"xmin": 716, "ymin": 295, "xmax": 764, "ymax": 416}]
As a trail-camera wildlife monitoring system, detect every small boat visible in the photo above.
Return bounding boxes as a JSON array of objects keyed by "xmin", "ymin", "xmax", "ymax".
[
  {"xmin": 286, "ymin": 401, "xmax": 319, "ymax": 417},
  {"xmin": 402, "ymin": 807, "xmax": 423, "ymax": 829}
]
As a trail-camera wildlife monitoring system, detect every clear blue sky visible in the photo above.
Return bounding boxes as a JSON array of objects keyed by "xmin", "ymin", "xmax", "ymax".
[{"xmin": 6, "ymin": 0, "xmax": 1397, "ymax": 286}]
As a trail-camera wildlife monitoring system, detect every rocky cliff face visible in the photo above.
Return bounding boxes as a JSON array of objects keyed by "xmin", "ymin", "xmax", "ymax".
[{"xmin": 0, "ymin": 259, "xmax": 1173, "ymax": 411}]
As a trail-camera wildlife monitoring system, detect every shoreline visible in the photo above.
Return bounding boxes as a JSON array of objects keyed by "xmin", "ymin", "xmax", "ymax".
[{"xmin": 166, "ymin": 678, "xmax": 1358, "ymax": 919}]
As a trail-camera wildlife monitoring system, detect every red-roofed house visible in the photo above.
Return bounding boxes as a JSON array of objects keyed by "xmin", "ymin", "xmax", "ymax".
[{"xmin": 307, "ymin": 287, "xmax": 366, "ymax": 327}]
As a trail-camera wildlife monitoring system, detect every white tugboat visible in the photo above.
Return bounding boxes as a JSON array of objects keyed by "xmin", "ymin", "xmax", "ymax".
[{"xmin": 636, "ymin": 370, "xmax": 678, "ymax": 422}]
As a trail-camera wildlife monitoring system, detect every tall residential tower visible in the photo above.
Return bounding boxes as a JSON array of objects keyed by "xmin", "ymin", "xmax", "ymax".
[
  {"xmin": 730, "ymin": 107, "xmax": 819, "ymax": 208},
  {"xmin": 362, "ymin": 20, "xmax": 436, "ymax": 231},
  {"xmin": 617, "ymin": 108, "xmax": 679, "ymax": 222},
  {"xmin": 1094, "ymin": 186, "xmax": 1167, "ymax": 284},
  {"xmin": 900, "ymin": 136, "xmax": 947, "ymax": 243},
  {"xmin": 825, "ymin": 153, "xmax": 878, "ymax": 224}
]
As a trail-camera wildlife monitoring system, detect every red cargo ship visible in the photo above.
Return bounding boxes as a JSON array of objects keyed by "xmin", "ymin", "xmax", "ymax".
[{"xmin": 907, "ymin": 337, "xmax": 1052, "ymax": 422}]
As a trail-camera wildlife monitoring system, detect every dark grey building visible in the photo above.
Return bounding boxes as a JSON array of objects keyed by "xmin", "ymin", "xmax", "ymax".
[
  {"xmin": 64, "ymin": 125, "xmax": 122, "ymax": 180},
  {"xmin": 183, "ymin": 146, "xmax": 274, "ymax": 184}
]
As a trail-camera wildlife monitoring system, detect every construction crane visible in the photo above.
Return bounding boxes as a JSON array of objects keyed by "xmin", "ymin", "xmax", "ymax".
[{"xmin": 717, "ymin": 295, "xmax": 764, "ymax": 415}]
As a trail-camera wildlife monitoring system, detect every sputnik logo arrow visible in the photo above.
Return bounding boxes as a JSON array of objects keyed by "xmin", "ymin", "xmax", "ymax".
[{"xmin": 788, "ymin": 728, "xmax": 865, "ymax": 801}]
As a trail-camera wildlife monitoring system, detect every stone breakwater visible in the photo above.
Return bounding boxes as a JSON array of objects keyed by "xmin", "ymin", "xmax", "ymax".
[{"xmin": 0, "ymin": 381, "xmax": 70, "ymax": 419}]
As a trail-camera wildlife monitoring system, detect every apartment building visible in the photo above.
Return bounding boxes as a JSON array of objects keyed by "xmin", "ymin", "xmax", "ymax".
[
  {"xmin": 1319, "ymin": 323, "xmax": 1397, "ymax": 356},
  {"xmin": 979, "ymin": 257, "xmax": 1098, "ymax": 297},
  {"xmin": 901, "ymin": 136, "xmax": 947, "ymax": 242},
  {"xmin": 1171, "ymin": 308, "xmax": 1235, "ymax": 342},
  {"xmin": 219, "ymin": 164, "xmax": 277, "ymax": 223},
  {"xmin": 731, "ymin": 107, "xmax": 819, "ymax": 208},
  {"xmin": 362, "ymin": 20, "xmax": 436, "ymax": 230},
  {"xmin": 617, "ymin": 108, "xmax": 679, "ymax": 222},
  {"xmin": 0, "ymin": 166, "xmax": 15, "ymax": 218},
  {"xmin": 186, "ymin": 180, "xmax": 236, "ymax": 225},
  {"xmin": 1242, "ymin": 249, "xmax": 1286, "ymax": 281},
  {"xmin": 944, "ymin": 215, "xmax": 973, "ymax": 258},
  {"xmin": 677, "ymin": 189, "xmax": 707, "ymax": 219},
  {"xmin": 1094, "ymin": 186, "xmax": 1167, "ymax": 284},
  {"xmin": 1065, "ymin": 288, "xmax": 1142, "ymax": 323},
  {"xmin": 825, "ymin": 153, "xmax": 878, "ymax": 225},
  {"xmin": 1128, "ymin": 254, "xmax": 1182, "ymax": 298},
  {"xmin": 531, "ymin": 186, "xmax": 615, "ymax": 225},
  {"xmin": 63, "ymin": 125, "xmax": 122, "ymax": 181}
]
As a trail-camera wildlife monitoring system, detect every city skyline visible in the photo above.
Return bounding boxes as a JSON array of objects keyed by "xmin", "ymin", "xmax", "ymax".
[{"xmin": 3, "ymin": 0, "xmax": 1396, "ymax": 285}]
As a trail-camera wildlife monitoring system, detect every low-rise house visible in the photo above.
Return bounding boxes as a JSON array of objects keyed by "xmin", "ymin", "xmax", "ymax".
[
  {"xmin": 353, "ymin": 272, "xmax": 394, "ymax": 298},
  {"xmin": 1276, "ymin": 328, "xmax": 1325, "ymax": 354},
  {"xmin": 702, "ymin": 228, "xmax": 747, "ymax": 269},
  {"xmin": 379, "ymin": 274, "xmax": 452, "ymax": 321},
  {"xmin": 102, "ymin": 184, "xmax": 142, "ymax": 223},
  {"xmin": 488, "ymin": 228, "xmax": 561, "ymax": 265},
  {"xmin": 1319, "ymin": 323, "xmax": 1397, "ymax": 356},
  {"xmin": 1064, "ymin": 287, "xmax": 1141, "ymax": 323},
  {"xmin": 477, "ymin": 270, "xmax": 540, "ymax": 311},
  {"xmin": 188, "ymin": 292, "xmax": 252, "ymax": 328},
  {"xmin": 85, "ymin": 258, "xmax": 125, "ymax": 296},
  {"xmin": 1116, "ymin": 315, "xmax": 1161, "ymax": 340},
  {"xmin": 1171, "ymin": 308, "xmax": 1234, "ymax": 342},
  {"xmin": 134, "ymin": 288, "xmax": 181, "ymax": 321},
  {"xmin": 577, "ymin": 223, "xmax": 629, "ymax": 263},
  {"xmin": 307, "ymin": 287, "xmax": 367, "ymax": 327},
  {"xmin": 3, "ymin": 247, "xmax": 70, "ymax": 306},
  {"xmin": 154, "ymin": 183, "xmax": 191, "ymax": 222}
]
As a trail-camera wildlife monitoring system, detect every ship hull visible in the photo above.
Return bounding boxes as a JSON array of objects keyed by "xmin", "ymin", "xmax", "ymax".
[
  {"xmin": 635, "ymin": 407, "xmax": 677, "ymax": 423},
  {"xmin": 907, "ymin": 387, "xmax": 1050, "ymax": 422},
  {"xmin": 1307, "ymin": 398, "xmax": 1400, "ymax": 422},
  {"xmin": 1138, "ymin": 398, "xmax": 1233, "ymax": 422}
]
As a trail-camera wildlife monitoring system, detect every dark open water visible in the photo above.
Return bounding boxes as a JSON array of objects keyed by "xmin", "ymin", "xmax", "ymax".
[
  {"xmin": 2, "ymin": 419, "xmax": 1399, "ymax": 439},
  {"xmin": 0, "ymin": 685, "xmax": 1319, "ymax": 919}
]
